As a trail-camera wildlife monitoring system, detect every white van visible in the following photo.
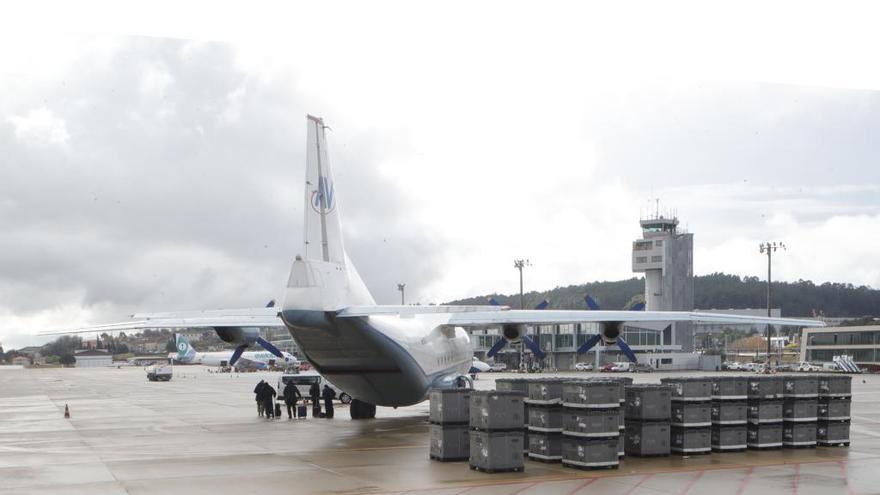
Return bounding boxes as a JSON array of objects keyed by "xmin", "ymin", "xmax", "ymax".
[{"xmin": 276, "ymin": 372, "xmax": 351, "ymax": 404}]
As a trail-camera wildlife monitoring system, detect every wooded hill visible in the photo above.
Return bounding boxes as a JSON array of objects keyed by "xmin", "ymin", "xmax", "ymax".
[{"xmin": 447, "ymin": 273, "xmax": 880, "ymax": 317}]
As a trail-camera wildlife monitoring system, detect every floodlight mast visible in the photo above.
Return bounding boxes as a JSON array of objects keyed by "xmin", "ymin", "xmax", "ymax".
[
  {"xmin": 513, "ymin": 259, "xmax": 531, "ymax": 371},
  {"xmin": 397, "ymin": 283, "xmax": 406, "ymax": 305},
  {"xmin": 759, "ymin": 242, "xmax": 786, "ymax": 367}
]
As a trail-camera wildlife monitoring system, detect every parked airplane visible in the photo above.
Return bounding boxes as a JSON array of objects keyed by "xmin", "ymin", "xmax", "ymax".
[
  {"xmin": 469, "ymin": 356, "xmax": 490, "ymax": 373},
  {"xmin": 172, "ymin": 334, "xmax": 298, "ymax": 369},
  {"xmin": 46, "ymin": 115, "xmax": 826, "ymax": 419}
]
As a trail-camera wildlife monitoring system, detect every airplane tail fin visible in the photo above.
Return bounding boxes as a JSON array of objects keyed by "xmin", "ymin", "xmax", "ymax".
[
  {"xmin": 283, "ymin": 115, "xmax": 375, "ymax": 312},
  {"xmin": 174, "ymin": 334, "xmax": 197, "ymax": 362}
]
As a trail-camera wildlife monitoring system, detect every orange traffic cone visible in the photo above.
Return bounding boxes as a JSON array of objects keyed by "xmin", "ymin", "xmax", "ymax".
[{"xmin": 64, "ymin": 404, "xmax": 70, "ymax": 419}]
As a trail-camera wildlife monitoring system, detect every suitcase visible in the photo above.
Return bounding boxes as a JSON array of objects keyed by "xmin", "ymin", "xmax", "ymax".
[
  {"xmin": 274, "ymin": 403, "xmax": 282, "ymax": 417},
  {"xmin": 297, "ymin": 404, "xmax": 307, "ymax": 418}
]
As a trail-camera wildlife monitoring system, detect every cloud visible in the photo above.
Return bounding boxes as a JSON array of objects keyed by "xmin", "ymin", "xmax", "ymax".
[{"xmin": 7, "ymin": 107, "xmax": 70, "ymax": 147}]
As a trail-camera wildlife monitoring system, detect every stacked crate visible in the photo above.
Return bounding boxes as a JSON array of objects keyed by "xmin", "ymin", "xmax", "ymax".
[
  {"xmin": 711, "ymin": 376, "xmax": 748, "ymax": 452},
  {"xmin": 817, "ymin": 375, "xmax": 851, "ymax": 447},
  {"xmin": 600, "ymin": 376, "xmax": 633, "ymax": 458},
  {"xmin": 560, "ymin": 380, "xmax": 621, "ymax": 469},
  {"xmin": 429, "ymin": 388, "xmax": 471, "ymax": 461},
  {"xmin": 746, "ymin": 376, "xmax": 783, "ymax": 449},
  {"xmin": 469, "ymin": 390, "xmax": 526, "ymax": 473},
  {"xmin": 624, "ymin": 384, "xmax": 672, "ymax": 457},
  {"xmin": 782, "ymin": 375, "xmax": 818, "ymax": 448},
  {"xmin": 496, "ymin": 378, "xmax": 532, "ymax": 454},
  {"xmin": 524, "ymin": 378, "xmax": 565, "ymax": 463},
  {"xmin": 661, "ymin": 377, "xmax": 712, "ymax": 455}
]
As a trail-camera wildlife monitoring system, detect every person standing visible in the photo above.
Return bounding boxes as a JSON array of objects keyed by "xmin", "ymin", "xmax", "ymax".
[
  {"xmin": 283, "ymin": 380, "xmax": 302, "ymax": 419},
  {"xmin": 253, "ymin": 380, "xmax": 266, "ymax": 417},
  {"xmin": 309, "ymin": 381, "xmax": 321, "ymax": 418},
  {"xmin": 322, "ymin": 384, "xmax": 336, "ymax": 419},
  {"xmin": 262, "ymin": 381, "xmax": 277, "ymax": 419}
]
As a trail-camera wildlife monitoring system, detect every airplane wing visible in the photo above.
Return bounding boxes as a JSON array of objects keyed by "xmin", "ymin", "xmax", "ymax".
[
  {"xmin": 39, "ymin": 308, "xmax": 283, "ymax": 335},
  {"xmin": 337, "ymin": 307, "xmax": 825, "ymax": 328}
]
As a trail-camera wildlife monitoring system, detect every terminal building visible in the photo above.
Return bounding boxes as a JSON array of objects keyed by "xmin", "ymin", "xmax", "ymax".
[{"xmin": 801, "ymin": 325, "xmax": 880, "ymax": 369}]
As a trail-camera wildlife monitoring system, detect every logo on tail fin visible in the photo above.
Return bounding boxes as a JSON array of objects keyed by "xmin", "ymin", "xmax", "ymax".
[
  {"xmin": 310, "ymin": 176, "xmax": 335, "ymax": 213},
  {"xmin": 175, "ymin": 334, "xmax": 196, "ymax": 362}
]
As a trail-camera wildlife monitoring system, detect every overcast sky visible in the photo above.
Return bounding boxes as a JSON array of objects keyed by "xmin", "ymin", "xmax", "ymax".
[{"xmin": 2, "ymin": 2, "xmax": 880, "ymax": 347}]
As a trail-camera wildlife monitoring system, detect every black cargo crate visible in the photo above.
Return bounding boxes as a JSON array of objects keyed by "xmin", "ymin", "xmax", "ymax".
[
  {"xmin": 748, "ymin": 376, "xmax": 783, "ymax": 400},
  {"xmin": 712, "ymin": 425, "xmax": 747, "ymax": 451},
  {"xmin": 661, "ymin": 377, "xmax": 713, "ymax": 402},
  {"xmin": 624, "ymin": 420, "xmax": 670, "ymax": 457},
  {"xmin": 818, "ymin": 375, "xmax": 852, "ymax": 398},
  {"xmin": 602, "ymin": 376, "xmax": 633, "ymax": 404},
  {"xmin": 818, "ymin": 397, "xmax": 851, "ymax": 421},
  {"xmin": 817, "ymin": 420, "xmax": 850, "ymax": 446},
  {"xmin": 783, "ymin": 399, "xmax": 818, "ymax": 422},
  {"xmin": 430, "ymin": 423, "xmax": 470, "ymax": 461},
  {"xmin": 527, "ymin": 404, "xmax": 563, "ymax": 433},
  {"xmin": 470, "ymin": 390, "xmax": 525, "ymax": 431},
  {"xmin": 625, "ymin": 384, "xmax": 672, "ymax": 422},
  {"xmin": 527, "ymin": 431, "xmax": 563, "ymax": 462},
  {"xmin": 783, "ymin": 421, "xmax": 817, "ymax": 447},
  {"xmin": 747, "ymin": 423, "xmax": 783, "ymax": 449},
  {"xmin": 526, "ymin": 378, "xmax": 566, "ymax": 405},
  {"xmin": 562, "ymin": 408, "xmax": 619, "ymax": 438},
  {"xmin": 429, "ymin": 388, "xmax": 471, "ymax": 425},
  {"xmin": 671, "ymin": 402, "xmax": 711, "ymax": 427},
  {"xmin": 671, "ymin": 426, "xmax": 711, "ymax": 454},
  {"xmin": 496, "ymin": 378, "xmax": 531, "ymax": 395},
  {"xmin": 469, "ymin": 430, "xmax": 525, "ymax": 472},
  {"xmin": 783, "ymin": 375, "xmax": 819, "ymax": 398},
  {"xmin": 712, "ymin": 376, "xmax": 748, "ymax": 400},
  {"xmin": 711, "ymin": 400, "xmax": 747, "ymax": 425},
  {"xmin": 748, "ymin": 400, "xmax": 782, "ymax": 424},
  {"xmin": 562, "ymin": 435, "xmax": 619, "ymax": 468},
  {"xmin": 562, "ymin": 380, "xmax": 620, "ymax": 408}
]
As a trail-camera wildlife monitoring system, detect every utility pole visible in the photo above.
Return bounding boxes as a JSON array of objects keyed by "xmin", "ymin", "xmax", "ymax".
[
  {"xmin": 397, "ymin": 283, "xmax": 406, "ymax": 305},
  {"xmin": 513, "ymin": 259, "xmax": 530, "ymax": 371},
  {"xmin": 759, "ymin": 242, "xmax": 785, "ymax": 367}
]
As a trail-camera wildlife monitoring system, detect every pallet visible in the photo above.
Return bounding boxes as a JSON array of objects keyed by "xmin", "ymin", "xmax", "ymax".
[
  {"xmin": 429, "ymin": 455, "xmax": 468, "ymax": 462},
  {"xmin": 528, "ymin": 455, "xmax": 562, "ymax": 464},
  {"xmin": 712, "ymin": 448, "xmax": 746, "ymax": 453},
  {"xmin": 562, "ymin": 461, "xmax": 619, "ymax": 471},
  {"xmin": 625, "ymin": 452, "xmax": 671, "ymax": 458},
  {"xmin": 671, "ymin": 450, "xmax": 711, "ymax": 456},
  {"xmin": 818, "ymin": 441, "xmax": 850, "ymax": 447},
  {"xmin": 783, "ymin": 444, "xmax": 817, "ymax": 449},
  {"xmin": 469, "ymin": 464, "xmax": 525, "ymax": 473},
  {"xmin": 747, "ymin": 445, "xmax": 782, "ymax": 450}
]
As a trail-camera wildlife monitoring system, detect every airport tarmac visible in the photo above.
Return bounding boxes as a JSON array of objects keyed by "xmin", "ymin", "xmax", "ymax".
[{"xmin": 0, "ymin": 366, "xmax": 878, "ymax": 495}]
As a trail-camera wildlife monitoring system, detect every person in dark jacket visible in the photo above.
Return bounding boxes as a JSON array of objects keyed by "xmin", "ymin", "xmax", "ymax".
[
  {"xmin": 262, "ymin": 382, "xmax": 277, "ymax": 419},
  {"xmin": 253, "ymin": 380, "xmax": 266, "ymax": 417},
  {"xmin": 309, "ymin": 381, "xmax": 321, "ymax": 417},
  {"xmin": 283, "ymin": 381, "xmax": 302, "ymax": 419},
  {"xmin": 322, "ymin": 384, "xmax": 336, "ymax": 419}
]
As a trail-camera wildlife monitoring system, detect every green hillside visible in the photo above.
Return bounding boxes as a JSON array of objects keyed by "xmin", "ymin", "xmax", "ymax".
[{"xmin": 447, "ymin": 273, "xmax": 879, "ymax": 317}]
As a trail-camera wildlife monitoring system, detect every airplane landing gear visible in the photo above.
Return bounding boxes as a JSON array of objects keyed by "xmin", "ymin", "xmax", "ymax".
[{"xmin": 349, "ymin": 399, "xmax": 376, "ymax": 419}]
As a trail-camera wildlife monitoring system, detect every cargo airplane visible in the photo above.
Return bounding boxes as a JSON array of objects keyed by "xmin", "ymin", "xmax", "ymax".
[
  {"xmin": 46, "ymin": 115, "xmax": 825, "ymax": 419},
  {"xmin": 171, "ymin": 334, "xmax": 298, "ymax": 369}
]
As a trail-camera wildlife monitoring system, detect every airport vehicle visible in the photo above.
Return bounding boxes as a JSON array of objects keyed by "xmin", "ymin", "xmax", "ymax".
[
  {"xmin": 488, "ymin": 362, "xmax": 507, "ymax": 372},
  {"xmin": 172, "ymin": 334, "xmax": 298, "ymax": 370},
  {"xmin": 469, "ymin": 357, "xmax": 491, "ymax": 373},
  {"xmin": 601, "ymin": 362, "xmax": 631, "ymax": 372},
  {"xmin": 632, "ymin": 363, "xmax": 654, "ymax": 373},
  {"xmin": 146, "ymin": 364, "xmax": 173, "ymax": 381},
  {"xmin": 47, "ymin": 115, "xmax": 825, "ymax": 419},
  {"xmin": 797, "ymin": 362, "xmax": 823, "ymax": 372},
  {"xmin": 574, "ymin": 362, "xmax": 594, "ymax": 371},
  {"xmin": 277, "ymin": 372, "xmax": 350, "ymax": 404}
]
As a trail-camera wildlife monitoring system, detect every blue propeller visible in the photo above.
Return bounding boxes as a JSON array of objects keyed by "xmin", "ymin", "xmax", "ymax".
[
  {"xmin": 580, "ymin": 295, "xmax": 640, "ymax": 363},
  {"xmin": 256, "ymin": 336, "xmax": 285, "ymax": 359},
  {"xmin": 229, "ymin": 344, "xmax": 248, "ymax": 366},
  {"xmin": 265, "ymin": 299, "xmax": 276, "ymax": 308},
  {"xmin": 485, "ymin": 301, "xmax": 549, "ymax": 359}
]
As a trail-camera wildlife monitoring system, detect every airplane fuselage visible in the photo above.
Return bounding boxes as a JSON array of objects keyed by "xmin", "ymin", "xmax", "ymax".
[{"xmin": 281, "ymin": 310, "xmax": 472, "ymax": 406}]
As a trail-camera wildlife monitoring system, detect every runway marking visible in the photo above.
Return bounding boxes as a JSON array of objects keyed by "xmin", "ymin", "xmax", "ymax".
[
  {"xmin": 508, "ymin": 481, "xmax": 537, "ymax": 494},
  {"xmin": 622, "ymin": 473, "xmax": 652, "ymax": 495},
  {"xmin": 679, "ymin": 469, "xmax": 704, "ymax": 495},
  {"xmin": 563, "ymin": 477, "xmax": 597, "ymax": 495},
  {"xmin": 792, "ymin": 463, "xmax": 800, "ymax": 495},
  {"xmin": 736, "ymin": 466, "xmax": 754, "ymax": 495},
  {"xmin": 839, "ymin": 461, "xmax": 854, "ymax": 495}
]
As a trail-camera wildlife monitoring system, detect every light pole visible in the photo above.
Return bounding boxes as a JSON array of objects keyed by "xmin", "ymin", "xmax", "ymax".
[
  {"xmin": 397, "ymin": 283, "xmax": 406, "ymax": 305},
  {"xmin": 513, "ymin": 259, "xmax": 530, "ymax": 371},
  {"xmin": 759, "ymin": 242, "xmax": 785, "ymax": 367}
]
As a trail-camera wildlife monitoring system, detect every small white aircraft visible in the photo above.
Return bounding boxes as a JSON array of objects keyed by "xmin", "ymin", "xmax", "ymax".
[
  {"xmin": 171, "ymin": 334, "xmax": 298, "ymax": 370},
  {"xmin": 46, "ymin": 115, "xmax": 825, "ymax": 419}
]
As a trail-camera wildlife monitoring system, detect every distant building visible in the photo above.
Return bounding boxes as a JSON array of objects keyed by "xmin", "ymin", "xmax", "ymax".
[
  {"xmin": 74, "ymin": 349, "xmax": 112, "ymax": 368},
  {"xmin": 800, "ymin": 325, "xmax": 880, "ymax": 367},
  {"xmin": 631, "ymin": 209, "xmax": 694, "ymax": 351},
  {"xmin": 11, "ymin": 356, "xmax": 30, "ymax": 366}
]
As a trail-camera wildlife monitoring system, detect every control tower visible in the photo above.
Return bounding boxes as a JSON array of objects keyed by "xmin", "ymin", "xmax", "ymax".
[{"xmin": 631, "ymin": 207, "xmax": 695, "ymax": 351}]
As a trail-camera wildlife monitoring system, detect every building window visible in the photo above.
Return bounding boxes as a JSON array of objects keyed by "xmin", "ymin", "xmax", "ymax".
[
  {"xmin": 655, "ymin": 240, "xmax": 663, "ymax": 246},
  {"xmin": 634, "ymin": 241, "xmax": 652, "ymax": 251},
  {"xmin": 635, "ymin": 256, "xmax": 647, "ymax": 263},
  {"xmin": 651, "ymin": 255, "xmax": 663, "ymax": 262}
]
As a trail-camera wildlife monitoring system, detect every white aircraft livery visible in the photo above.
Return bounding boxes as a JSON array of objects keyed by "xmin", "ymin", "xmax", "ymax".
[
  {"xmin": 172, "ymin": 334, "xmax": 297, "ymax": 369},
  {"xmin": 46, "ymin": 115, "xmax": 825, "ymax": 419}
]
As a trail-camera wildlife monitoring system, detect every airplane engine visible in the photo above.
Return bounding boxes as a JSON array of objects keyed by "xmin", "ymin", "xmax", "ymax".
[
  {"xmin": 501, "ymin": 323, "xmax": 527, "ymax": 344},
  {"xmin": 213, "ymin": 326, "xmax": 260, "ymax": 346},
  {"xmin": 600, "ymin": 321, "xmax": 624, "ymax": 344}
]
